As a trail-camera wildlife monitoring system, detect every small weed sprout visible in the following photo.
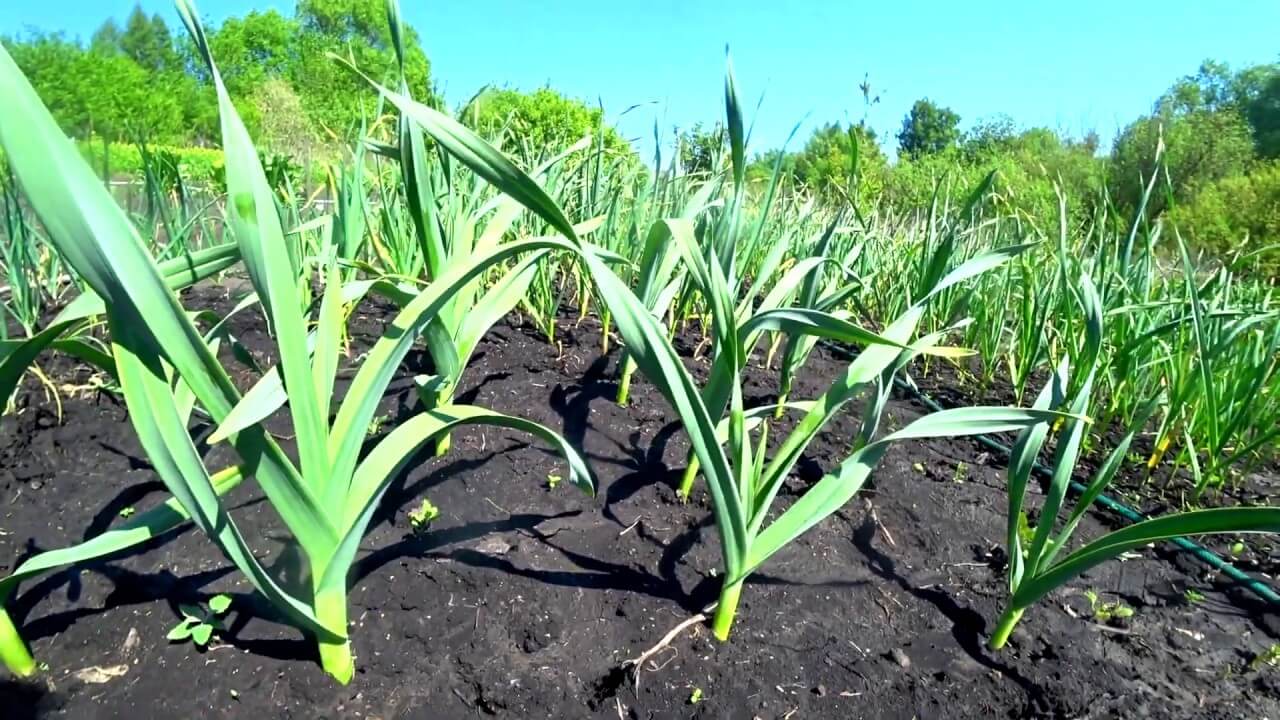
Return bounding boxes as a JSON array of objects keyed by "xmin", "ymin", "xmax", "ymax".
[
  {"xmin": 118, "ymin": 507, "xmax": 135, "ymax": 519},
  {"xmin": 952, "ymin": 462, "xmax": 968, "ymax": 484},
  {"xmin": 1252, "ymin": 644, "xmax": 1280, "ymax": 670},
  {"xmin": 408, "ymin": 498, "xmax": 441, "ymax": 535},
  {"xmin": 688, "ymin": 687, "xmax": 704, "ymax": 704},
  {"xmin": 168, "ymin": 594, "xmax": 232, "ymax": 647},
  {"xmin": 367, "ymin": 413, "xmax": 390, "ymax": 437},
  {"xmin": 1082, "ymin": 589, "xmax": 1134, "ymax": 623},
  {"xmin": 1184, "ymin": 588, "xmax": 1206, "ymax": 604},
  {"xmin": 546, "ymin": 473, "xmax": 562, "ymax": 490}
]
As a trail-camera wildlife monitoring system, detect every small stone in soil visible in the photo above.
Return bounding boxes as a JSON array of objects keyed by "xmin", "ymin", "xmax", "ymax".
[
  {"xmin": 889, "ymin": 648, "xmax": 911, "ymax": 669},
  {"xmin": 122, "ymin": 628, "xmax": 139, "ymax": 654},
  {"xmin": 473, "ymin": 537, "xmax": 513, "ymax": 556}
]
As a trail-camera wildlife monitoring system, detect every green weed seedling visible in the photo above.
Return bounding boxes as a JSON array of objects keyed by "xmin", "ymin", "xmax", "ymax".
[
  {"xmin": 1252, "ymin": 644, "xmax": 1280, "ymax": 670},
  {"xmin": 168, "ymin": 594, "xmax": 232, "ymax": 648},
  {"xmin": 408, "ymin": 498, "xmax": 441, "ymax": 535},
  {"xmin": 1082, "ymin": 589, "xmax": 1134, "ymax": 624},
  {"xmin": 367, "ymin": 413, "xmax": 390, "ymax": 436}
]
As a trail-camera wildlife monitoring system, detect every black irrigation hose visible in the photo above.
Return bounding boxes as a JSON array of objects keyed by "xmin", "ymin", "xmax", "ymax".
[{"xmin": 818, "ymin": 341, "xmax": 1280, "ymax": 607}]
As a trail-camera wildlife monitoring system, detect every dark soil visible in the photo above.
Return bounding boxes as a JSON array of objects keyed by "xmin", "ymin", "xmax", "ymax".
[
  {"xmin": 907, "ymin": 354, "xmax": 1280, "ymax": 580},
  {"xmin": 2, "ymin": 284, "xmax": 1279, "ymax": 719}
]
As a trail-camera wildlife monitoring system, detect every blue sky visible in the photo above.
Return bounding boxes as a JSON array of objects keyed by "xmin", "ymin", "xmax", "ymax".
[{"xmin": 4, "ymin": 1, "xmax": 1279, "ymax": 158}]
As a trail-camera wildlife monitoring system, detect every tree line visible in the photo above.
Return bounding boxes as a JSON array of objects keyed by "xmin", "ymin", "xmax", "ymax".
[
  {"xmin": 685, "ymin": 61, "xmax": 1279, "ymax": 270},
  {"xmin": 4, "ymin": 2, "xmax": 1278, "ymax": 268},
  {"xmin": 5, "ymin": 0, "xmax": 429, "ymax": 159}
]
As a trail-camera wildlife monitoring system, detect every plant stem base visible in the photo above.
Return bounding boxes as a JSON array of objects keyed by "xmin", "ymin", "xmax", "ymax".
[
  {"xmin": 616, "ymin": 367, "xmax": 633, "ymax": 406},
  {"xmin": 0, "ymin": 608, "xmax": 37, "ymax": 677},
  {"xmin": 677, "ymin": 461, "xmax": 699, "ymax": 502},
  {"xmin": 988, "ymin": 607, "xmax": 1024, "ymax": 651},
  {"xmin": 318, "ymin": 640, "xmax": 354, "ymax": 685},
  {"xmin": 712, "ymin": 581, "xmax": 743, "ymax": 642},
  {"xmin": 313, "ymin": 585, "xmax": 353, "ymax": 684}
]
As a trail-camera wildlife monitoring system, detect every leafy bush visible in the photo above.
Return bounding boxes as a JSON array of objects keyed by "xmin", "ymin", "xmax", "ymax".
[
  {"xmin": 75, "ymin": 140, "xmax": 225, "ymax": 187},
  {"xmin": 1110, "ymin": 109, "xmax": 1254, "ymax": 217},
  {"xmin": 791, "ymin": 122, "xmax": 888, "ymax": 208},
  {"xmin": 884, "ymin": 147, "xmax": 1101, "ymax": 231},
  {"xmin": 1168, "ymin": 161, "xmax": 1280, "ymax": 275},
  {"xmin": 461, "ymin": 86, "xmax": 633, "ymax": 164}
]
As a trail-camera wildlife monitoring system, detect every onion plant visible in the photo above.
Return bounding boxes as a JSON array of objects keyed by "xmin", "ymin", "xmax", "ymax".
[
  {"xmin": 772, "ymin": 215, "xmax": 865, "ymax": 416},
  {"xmin": 0, "ymin": 5, "xmax": 593, "ymax": 684},
  {"xmin": 840, "ymin": 162, "xmax": 1280, "ymax": 495},
  {"xmin": 369, "ymin": 0, "xmax": 605, "ymax": 453},
  {"xmin": 613, "ymin": 182, "xmax": 717, "ymax": 405},
  {"xmin": 673, "ymin": 208, "xmax": 870, "ymax": 500},
  {"xmin": 0, "ymin": 242, "xmax": 238, "ymax": 420},
  {"xmin": 676, "ymin": 81, "xmax": 1010, "ymax": 505},
  {"xmin": 354, "ymin": 54, "xmax": 1069, "ymax": 642},
  {"xmin": 1, "ymin": 168, "xmax": 69, "ymax": 337},
  {"xmin": 988, "ymin": 271, "xmax": 1280, "ymax": 649},
  {"xmin": 664, "ymin": 209, "xmax": 1064, "ymax": 639}
]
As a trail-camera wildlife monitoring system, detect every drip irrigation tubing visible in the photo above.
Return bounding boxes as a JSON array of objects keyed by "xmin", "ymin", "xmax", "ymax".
[{"xmin": 817, "ymin": 340, "xmax": 1280, "ymax": 607}]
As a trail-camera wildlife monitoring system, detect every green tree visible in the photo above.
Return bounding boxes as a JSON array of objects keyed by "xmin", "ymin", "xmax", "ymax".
[
  {"xmin": 119, "ymin": 5, "xmax": 179, "ymax": 73},
  {"xmin": 961, "ymin": 115, "xmax": 1019, "ymax": 161},
  {"xmin": 296, "ymin": 0, "xmax": 390, "ymax": 43},
  {"xmin": 292, "ymin": 0, "xmax": 430, "ymax": 135},
  {"xmin": 90, "ymin": 20, "xmax": 123, "ymax": 55},
  {"xmin": 1157, "ymin": 59, "xmax": 1278, "ymax": 116},
  {"xmin": 897, "ymin": 98, "xmax": 960, "ymax": 158},
  {"xmin": 5, "ymin": 33, "xmax": 91, "ymax": 135},
  {"xmin": 745, "ymin": 148, "xmax": 797, "ymax": 186},
  {"xmin": 1168, "ymin": 160, "xmax": 1280, "ymax": 275},
  {"xmin": 1154, "ymin": 59, "xmax": 1280, "ymax": 160},
  {"xmin": 197, "ymin": 8, "xmax": 297, "ymax": 139},
  {"xmin": 462, "ymin": 87, "xmax": 630, "ymax": 161},
  {"xmin": 251, "ymin": 78, "xmax": 320, "ymax": 160},
  {"xmin": 1247, "ymin": 73, "xmax": 1280, "ymax": 159},
  {"xmin": 205, "ymin": 10, "xmax": 295, "ymax": 95},
  {"xmin": 1110, "ymin": 109, "xmax": 1254, "ymax": 217},
  {"xmin": 792, "ymin": 122, "xmax": 886, "ymax": 204},
  {"xmin": 5, "ymin": 32, "xmax": 183, "ymax": 143},
  {"xmin": 678, "ymin": 122, "xmax": 724, "ymax": 175},
  {"xmin": 1158, "ymin": 60, "xmax": 1239, "ymax": 115}
]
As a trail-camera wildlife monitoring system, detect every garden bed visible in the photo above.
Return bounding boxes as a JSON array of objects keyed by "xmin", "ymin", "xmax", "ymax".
[{"xmin": 1, "ymin": 286, "xmax": 1278, "ymax": 719}]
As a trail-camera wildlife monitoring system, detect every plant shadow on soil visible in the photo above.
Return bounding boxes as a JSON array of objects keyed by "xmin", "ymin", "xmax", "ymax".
[{"xmin": 0, "ymin": 286, "xmax": 1277, "ymax": 718}]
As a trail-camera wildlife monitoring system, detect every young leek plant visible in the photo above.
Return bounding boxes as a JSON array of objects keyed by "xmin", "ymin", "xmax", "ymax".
[
  {"xmin": 1, "ymin": 243, "xmax": 239, "ymax": 423},
  {"xmin": 351, "ymin": 56, "xmax": 1070, "ymax": 643},
  {"xmin": 331, "ymin": 131, "xmax": 370, "ymax": 279},
  {"xmin": 377, "ymin": 0, "xmax": 603, "ymax": 455},
  {"xmin": 0, "ymin": 5, "xmax": 593, "ymax": 684},
  {"xmin": 988, "ymin": 272, "xmax": 1280, "ymax": 650},
  {"xmin": 614, "ymin": 182, "xmax": 718, "ymax": 406},
  {"xmin": 664, "ymin": 212, "xmax": 1057, "ymax": 639},
  {"xmin": 677, "ymin": 148, "xmax": 1005, "ymax": 507},
  {"xmin": 772, "ymin": 216, "xmax": 865, "ymax": 417}
]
